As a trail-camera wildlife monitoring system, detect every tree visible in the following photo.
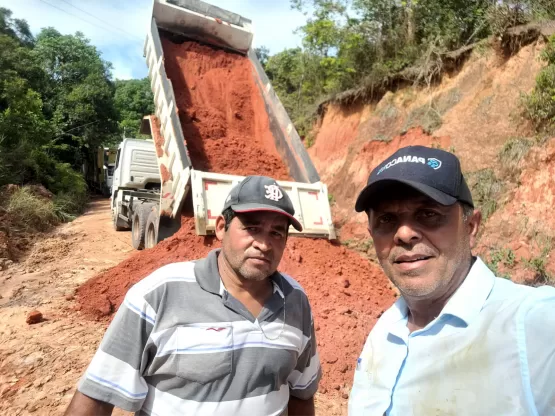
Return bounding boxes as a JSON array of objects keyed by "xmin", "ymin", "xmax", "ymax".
[
  {"xmin": 33, "ymin": 28, "xmax": 118, "ymax": 168},
  {"xmin": 255, "ymin": 46, "xmax": 270, "ymax": 68},
  {"xmin": 114, "ymin": 78, "xmax": 154, "ymax": 138}
]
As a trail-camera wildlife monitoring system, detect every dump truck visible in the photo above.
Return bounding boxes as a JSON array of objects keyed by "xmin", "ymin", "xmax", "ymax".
[
  {"xmin": 111, "ymin": 0, "xmax": 336, "ymax": 250},
  {"xmin": 83, "ymin": 146, "xmax": 117, "ymax": 197}
]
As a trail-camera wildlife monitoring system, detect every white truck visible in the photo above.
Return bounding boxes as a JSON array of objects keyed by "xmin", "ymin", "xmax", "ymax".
[{"xmin": 111, "ymin": 0, "xmax": 336, "ymax": 250}]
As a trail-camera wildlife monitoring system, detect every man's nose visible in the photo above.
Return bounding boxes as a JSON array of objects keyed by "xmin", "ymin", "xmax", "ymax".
[
  {"xmin": 394, "ymin": 222, "xmax": 422, "ymax": 246},
  {"xmin": 252, "ymin": 233, "xmax": 272, "ymax": 252}
]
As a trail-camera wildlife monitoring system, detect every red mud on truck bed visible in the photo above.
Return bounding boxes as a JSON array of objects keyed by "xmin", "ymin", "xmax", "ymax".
[{"xmin": 77, "ymin": 36, "xmax": 395, "ymax": 403}]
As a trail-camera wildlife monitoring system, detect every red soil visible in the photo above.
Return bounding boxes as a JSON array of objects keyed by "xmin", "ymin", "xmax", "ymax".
[
  {"xmin": 77, "ymin": 35, "xmax": 395, "ymax": 401},
  {"xmin": 162, "ymin": 38, "xmax": 289, "ymax": 179},
  {"xmin": 150, "ymin": 115, "xmax": 164, "ymax": 158},
  {"xmin": 77, "ymin": 215, "xmax": 394, "ymax": 395}
]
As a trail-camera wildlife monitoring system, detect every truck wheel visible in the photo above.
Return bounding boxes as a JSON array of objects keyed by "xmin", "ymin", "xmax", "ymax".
[
  {"xmin": 145, "ymin": 207, "xmax": 159, "ymax": 249},
  {"xmin": 131, "ymin": 204, "xmax": 151, "ymax": 250},
  {"xmin": 112, "ymin": 209, "xmax": 127, "ymax": 231}
]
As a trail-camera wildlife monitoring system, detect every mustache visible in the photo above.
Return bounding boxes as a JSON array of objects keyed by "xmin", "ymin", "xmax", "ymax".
[
  {"xmin": 245, "ymin": 251, "xmax": 273, "ymax": 262},
  {"xmin": 389, "ymin": 246, "xmax": 436, "ymax": 262}
]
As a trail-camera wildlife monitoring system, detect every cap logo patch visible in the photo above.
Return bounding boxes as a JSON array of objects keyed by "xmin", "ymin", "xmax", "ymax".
[
  {"xmin": 264, "ymin": 184, "xmax": 283, "ymax": 201},
  {"xmin": 377, "ymin": 155, "xmax": 426, "ymax": 175},
  {"xmin": 427, "ymin": 158, "xmax": 442, "ymax": 170}
]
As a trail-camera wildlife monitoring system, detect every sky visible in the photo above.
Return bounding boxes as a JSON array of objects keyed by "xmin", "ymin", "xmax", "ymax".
[{"xmin": 0, "ymin": 0, "xmax": 308, "ymax": 80}]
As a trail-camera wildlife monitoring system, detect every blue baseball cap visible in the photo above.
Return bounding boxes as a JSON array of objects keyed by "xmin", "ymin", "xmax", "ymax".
[{"xmin": 355, "ymin": 145, "xmax": 474, "ymax": 212}]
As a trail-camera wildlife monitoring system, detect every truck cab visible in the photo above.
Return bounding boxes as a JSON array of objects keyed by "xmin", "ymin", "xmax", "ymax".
[{"xmin": 111, "ymin": 139, "xmax": 160, "ymax": 231}]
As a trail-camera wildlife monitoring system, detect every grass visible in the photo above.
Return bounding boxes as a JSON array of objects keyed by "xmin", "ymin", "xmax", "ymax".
[
  {"xmin": 498, "ymin": 137, "xmax": 533, "ymax": 180},
  {"xmin": 485, "ymin": 247, "xmax": 515, "ymax": 279},
  {"xmin": 5, "ymin": 187, "xmax": 59, "ymax": 232},
  {"xmin": 465, "ymin": 168, "xmax": 504, "ymax": 221},
  {"xmin": 404, "ymin": 103, "xmax": 443, "ymax": 133},
  {"xmin": 2, "ymin": 185, "xmax": 88, "ymax": 233},
  {"xmin": 342, "ymin": 238, "xmax": 374, "ymax": 254},
  {"xmin": 519, "ymin": 230, "xmax": 554, "ymax": 286},
  {"xmin": 403, "ymin": 88, "xmax": 461, "ymax": 134}
]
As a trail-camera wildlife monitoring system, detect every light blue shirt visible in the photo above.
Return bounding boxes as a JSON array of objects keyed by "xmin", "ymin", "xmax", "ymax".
[{"xmin": 349, "ymin": 257, "xmax": 555, "ymax": 416}]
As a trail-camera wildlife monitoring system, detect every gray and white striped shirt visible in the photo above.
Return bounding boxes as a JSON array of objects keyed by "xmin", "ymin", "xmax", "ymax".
[{"xmin": 78, "ymin": 249, "xmax": 321, "ymax": 415}]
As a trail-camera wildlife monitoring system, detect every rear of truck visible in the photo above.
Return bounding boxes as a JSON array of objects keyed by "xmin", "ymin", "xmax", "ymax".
[{"xmin": 141, "ymin": 0, "xmax": 335, "ymax": 244}]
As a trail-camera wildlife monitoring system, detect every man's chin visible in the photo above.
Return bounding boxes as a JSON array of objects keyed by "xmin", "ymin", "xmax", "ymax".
[
  {"xmin": 239, "ymin": 266, "xmax": 273, "ymax": 282},
  {"xmin": 392, "ymin": 275, "xmax": 439, "ymax": 298}
]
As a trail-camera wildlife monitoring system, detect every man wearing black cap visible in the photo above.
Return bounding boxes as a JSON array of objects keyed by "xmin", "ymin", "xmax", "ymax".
[
  {"xmin": 65, "ymin": 176, "xmax": 320, "ymax": 416},
  {"xmin": 348, "ymin": 146, "xmax": 555, "ymax": 415}
]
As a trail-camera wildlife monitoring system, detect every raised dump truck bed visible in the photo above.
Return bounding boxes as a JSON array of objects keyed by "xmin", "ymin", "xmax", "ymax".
[{"xmin": 119, "ymin": 0, "xmax": 336, "ymax": 248}]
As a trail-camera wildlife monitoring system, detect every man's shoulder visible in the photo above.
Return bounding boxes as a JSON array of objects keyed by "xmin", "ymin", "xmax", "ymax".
[
  {"xmin": 488, "ymin": 277, "xmax": 555, "ymax": 309},
  {"xmin": 129, "ymin": 260, "xmax": 200, "ymax": 298},
  {"xmin": 279, "ymin": 272, "xmax": 305, "ymax": 293}
]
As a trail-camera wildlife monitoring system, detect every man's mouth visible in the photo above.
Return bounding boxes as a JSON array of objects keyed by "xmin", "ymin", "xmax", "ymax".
[
  {"xmin": 394, "ymin": 255, "xmax": 433, "ymax": 264},
  {"xmin": 248, "ymin": 257, "xmax": 271, "ymax": 265}
]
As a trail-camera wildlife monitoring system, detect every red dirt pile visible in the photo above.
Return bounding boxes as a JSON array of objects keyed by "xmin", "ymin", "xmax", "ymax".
[
  {"xmin": 77, "ymin": 36, "xmax": 395, "ymax": 401},
  {"xmin": 162, "ymin": 37, "xmax": 289, "ymax": 179}
]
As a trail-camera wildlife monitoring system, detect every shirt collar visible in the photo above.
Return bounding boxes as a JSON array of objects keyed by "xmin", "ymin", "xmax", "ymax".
[
  {"xmin": 439, "ymin": 256, "xmax": 495, "ymax": 326},
  {"xmin": 218, "ymin": 278, "xmax": 284, "ymax": 298},
  {"xmin": 195, "ymin": 248, "xmax": 285, "ymax": 298},
  {"xmin": 383, "ymin": 256, "xmax": 496, "ymax": 329}
]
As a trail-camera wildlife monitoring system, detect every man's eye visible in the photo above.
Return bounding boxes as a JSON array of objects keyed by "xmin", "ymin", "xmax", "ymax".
[
  {"xmin": 420, "ymin": 210, "xmax": 438, "ymax": 218},
  {"xmin": 377, "ymin": 215, "xmax": 394, "ymax": 224}
]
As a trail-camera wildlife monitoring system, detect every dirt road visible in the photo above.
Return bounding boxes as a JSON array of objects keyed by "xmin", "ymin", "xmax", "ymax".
[
  {"xmin": 0, "ymin": 199, "xmax": 347, "ymax": 415},
  {"xmin": 0, "ymin": 199, "xmax": 135, "ymax": 416}
]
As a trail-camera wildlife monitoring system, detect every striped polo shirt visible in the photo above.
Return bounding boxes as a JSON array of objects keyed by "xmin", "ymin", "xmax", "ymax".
[{"xmin": 78, "ymin": 249, "xmax": 321, "ymax": 416}]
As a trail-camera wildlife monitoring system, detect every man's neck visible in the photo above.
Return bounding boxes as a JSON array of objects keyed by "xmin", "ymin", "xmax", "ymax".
[
  {"xmin": 405, "ymin": 257, "xmax": 473, "ymax": 332},
  {"xmin": 217, "ymin": 253, "xmax": 273, "ymax": 316}
]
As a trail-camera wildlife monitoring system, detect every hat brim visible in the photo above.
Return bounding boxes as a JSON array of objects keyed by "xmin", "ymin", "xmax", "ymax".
[
  {"xmin": 231, "ymin": 203, "xmax": 303, "ymax": 232},
  {"xmin": 354, "ymin": 179, "xmax": 457, "ymax": 212}
]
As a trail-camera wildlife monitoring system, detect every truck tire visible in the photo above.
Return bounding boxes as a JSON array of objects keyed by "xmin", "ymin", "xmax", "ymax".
[
  {"xmin": 145, "ymin": 206, "xmax": 159, "ymax": 249},
  {"xmin": 112, "ymin": 209, "xmax": 128, "ymax": 231},
  {"xmin": 131, "ymin": 203, "xmax": 152, "ymax": 250}
]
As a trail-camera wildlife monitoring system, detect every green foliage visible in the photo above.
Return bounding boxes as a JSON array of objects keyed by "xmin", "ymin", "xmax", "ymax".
[
  {"xmin": 114, "ymin": 78, "xmax": 154, "ymax": 138},
  {"xmin": 0, "ymin": 8, "xmax": 137, "ymax": 224},
  {"xmin": 278, "ymin": 0, "xmax": 555, "ymax": 136},
  {"xmin": 255, "ymin": 46, "xmax": 270, "ymax": 68},
  {"xmin": 522, "ymin": 35, "xmax": 555, "ymax": 133}
]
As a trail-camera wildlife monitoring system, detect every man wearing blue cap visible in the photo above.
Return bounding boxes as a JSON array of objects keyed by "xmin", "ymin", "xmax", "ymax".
[
  {"xmin": 65, "ymin": 176, "xmax": 320, "ymax": 416},
  {"xmin": 349, "ymin": 146, "xmax": 555, "ymax": 415}
]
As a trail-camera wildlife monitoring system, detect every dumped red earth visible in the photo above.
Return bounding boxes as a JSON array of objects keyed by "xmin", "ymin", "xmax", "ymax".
[
  {"xmin": 77, "ymin": 35, "xmax": 395, "ymax": 399},
  {"xmin": 162, "ymin": 37, "xmax": 290, "ymax": 180}
]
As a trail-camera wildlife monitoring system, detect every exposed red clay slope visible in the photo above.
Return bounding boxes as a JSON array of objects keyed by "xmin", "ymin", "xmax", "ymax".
[
  {"xmin": 476, "ymin": 138, "xmax": 555, "ymax": 282},
  {"xmin": 319, "ymin": 126, "xmax": 450, "ymax": 240},
  {"xmin": 77, "ymin": 37, "xmax": 395, "ymax": 402}
]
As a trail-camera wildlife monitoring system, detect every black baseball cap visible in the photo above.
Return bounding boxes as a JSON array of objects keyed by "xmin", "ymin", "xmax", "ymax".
[
  {"xmin": 222, "ymin": 175, "xmax": 303, "ymax": 231},
  {"xmin": 355, "ymin": 145, "xmax": 474, "ymax": 212}
]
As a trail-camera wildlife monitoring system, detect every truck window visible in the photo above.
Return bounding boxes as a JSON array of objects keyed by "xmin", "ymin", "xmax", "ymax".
[{"xmin": 115, "ymin": 149, "xmax": 121, "ymax": 168}]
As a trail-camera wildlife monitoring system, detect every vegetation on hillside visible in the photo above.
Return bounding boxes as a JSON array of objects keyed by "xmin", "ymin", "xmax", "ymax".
[
  {"xmin": 0, "ymin": 7, "xmax": 152, "ymax": 230},
  {"xmin": 523, "ymin": 34, "xmax": 555, "ymax": 133},
  {"xmin": 259, "ymin": 0, "xmax": 555, "ymax": 140}
]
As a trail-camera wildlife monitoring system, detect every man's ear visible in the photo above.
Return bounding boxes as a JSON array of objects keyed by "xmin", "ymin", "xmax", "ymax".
[
  {"xmin": 366, "ymin": 209, "xmax": 374, "ymax": 238},
  {"xmin": 215, "ymin": 215, "xmax": 226, "ymax": 241},
  {"xmin": 467, "ymin": 209, "xmax": 482, "ymax": 248}
]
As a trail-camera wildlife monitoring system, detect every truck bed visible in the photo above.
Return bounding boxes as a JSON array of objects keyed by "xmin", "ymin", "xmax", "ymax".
[{"xmin": 141, "ymin": 0, "xmax": 335, "ymax": 239}]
